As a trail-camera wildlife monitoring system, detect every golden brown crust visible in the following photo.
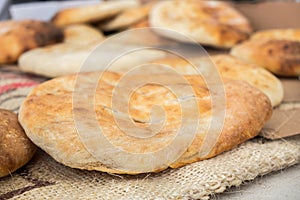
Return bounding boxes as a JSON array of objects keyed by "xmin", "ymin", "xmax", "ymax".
[
  {"xmin": 0, "ymin": 20, "xmax": 63, "ymax": 64},
  {"xmin": 257, "ymin": 40, "xmax": 300, "ymax": 76},
  {"xmin": 170, "ymin": 80, "xmax": 272, "ymax": 168},
  {"xmin": 19, "ymin": 71, "xmax": 272, "ymax": 174},
  {"xmin": 149, "ymin": 0, "xmax": 252, "ymax": 48},
  {"xmin": 231, "ymin": 39, "xmax": 300, "ymax": 76},
  {"xmin": 0, "ymin": 109, "xmax": 36, "ymax": 177}
]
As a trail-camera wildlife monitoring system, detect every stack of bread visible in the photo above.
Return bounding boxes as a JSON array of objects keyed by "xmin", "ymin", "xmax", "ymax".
[{"xmin": 1, "ymin": 0, "xmax": 297, "ymax": 176}]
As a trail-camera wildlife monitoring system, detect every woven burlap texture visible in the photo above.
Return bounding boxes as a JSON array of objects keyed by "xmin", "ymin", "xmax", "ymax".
[{"xmin": 1, "ymin": 135, "xmax": 299, "ymax": 200}]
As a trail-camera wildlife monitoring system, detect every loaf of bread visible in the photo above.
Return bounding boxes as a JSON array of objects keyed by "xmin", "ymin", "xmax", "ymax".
[
  {"xmin": 0, "ymin": 109, "xmax": 36, "ymax": 177},
  {"xmin": 0, "ymin": 20, "xmax": 63, "ymax": 64}
]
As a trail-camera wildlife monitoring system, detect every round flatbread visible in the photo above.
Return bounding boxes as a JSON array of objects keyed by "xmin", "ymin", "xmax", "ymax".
[
  {"xmin": 0, "ymin": 109, "xmax": 36, "ymax": 177},
  {"xmin": 151, "ymin": 55, "xmax": 283, "ymax": 107},
  {"xmin": 230, "ymin": 29, "xmax": 300, "ymax": 76},
  {"xmin": 63, "ymin": 24, "xmax": 105, "ymax": 45},
  {"xmin": 19, "ymin": 71, "xmax": 272, "ymax": 174},
  {"xmin": 149, "ymin": 0, "xmax": 252, "ymax": 48},
  {"xmin": 0, "ymin": 20, "xmax": 63, "ymax": 64},
  {"xmin": 51, "ymin": 0, "xmax": 140, "ymax": 26}
]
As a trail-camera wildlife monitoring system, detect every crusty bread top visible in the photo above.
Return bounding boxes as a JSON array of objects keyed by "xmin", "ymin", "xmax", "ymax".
[{"xmin": 19, "ymin": 71, "xmax": 272, "ymax": 174}]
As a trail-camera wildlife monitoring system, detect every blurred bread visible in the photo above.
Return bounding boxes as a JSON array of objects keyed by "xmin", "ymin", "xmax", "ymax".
[
  {"xmin": 149, "ymin": 0, "xmax": 252, "ymax": 48},
  {"xmin": 0, "ymin": 20, "xmax": 63, "ymax": 64},
  {"xmin": 52, "ymin": 0, "xmax": 140, "ymax": 26},
  {"xmin": 230, "ymin": 29, "xmax": 300, "ymax": 76},
  {"xmin": 18, "ymin": 41, "xmax": 167, "ymax": 77},
  {"xmin": 0, "ymin": 109, "xmax": 36, "ymax": 177},
  {"xmin": 100, "ymin": 2, "xmax": 154, "ymax": 31}
]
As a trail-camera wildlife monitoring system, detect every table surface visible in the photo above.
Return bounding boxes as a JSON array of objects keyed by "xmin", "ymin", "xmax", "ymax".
[{"xmin": 215, "ymin": 163, "xmax": 300, "ymax": 200}]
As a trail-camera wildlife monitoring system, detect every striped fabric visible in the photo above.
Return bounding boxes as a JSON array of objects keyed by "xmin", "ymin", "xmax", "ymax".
[{"xmin": 0, "ymin": 66, "xmax": 46, "ymax": 112}]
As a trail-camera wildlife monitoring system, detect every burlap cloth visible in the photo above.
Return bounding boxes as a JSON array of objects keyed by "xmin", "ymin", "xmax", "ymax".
[{"xmin": 0, "ymin": 67, "xmax": 299, "ymax": 200}]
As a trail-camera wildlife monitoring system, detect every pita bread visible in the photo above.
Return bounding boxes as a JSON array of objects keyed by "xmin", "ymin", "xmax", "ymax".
[
  {"xmin": 100, "ymin": 2, "xmax": 154, "ymax": 31},
  {"xmin": 19, "ymin": 71, "xmax": 272, "ymax": 174},
  {"xmin": 18, "ymin": 41, "xmax": 167, "ymax": 77},
  {"xmin": 0, "ymin": 20, "xmax": 63, "ymax": 64},
  {"xmin": 151, "ymin": 55, "xmax": 283, "ymax": 107},
  {"xmin": 63, "ymin": 24, "xmax": 105, "ymax": 45},
  {"xmin": 230, "ymin": 29, "xmax": 300, "ymax": 76},
  {"xmin": 149, "ymin": 0, "xmax": 252, "ymax": 48},
  {"xmin": 51, "ymin": 0, "xmax": 140, "ymax": 26},
  {"xmin": 0, "ymin": 109, "xmax": 36, "ymax": 177}
]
